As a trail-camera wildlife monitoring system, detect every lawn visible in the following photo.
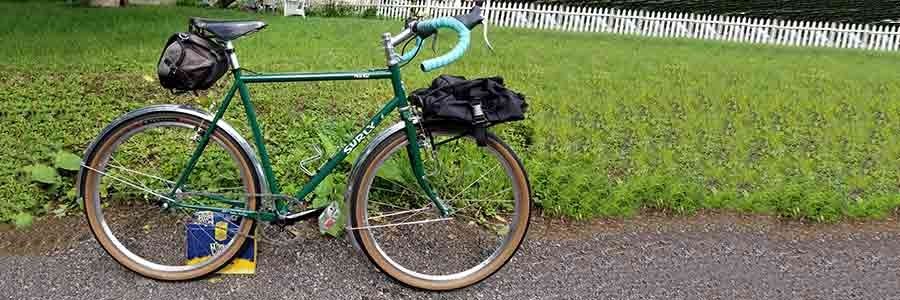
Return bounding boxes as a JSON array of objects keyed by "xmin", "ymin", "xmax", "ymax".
[{"xmin": 3, "ymin": 1, "xmax": 900, "ymax": 225}]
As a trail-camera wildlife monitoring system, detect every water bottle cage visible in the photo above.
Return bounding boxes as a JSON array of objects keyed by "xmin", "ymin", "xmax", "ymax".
[{"xmin": 299, "ymin": 144, "xmax": 324, "ymax": 177}]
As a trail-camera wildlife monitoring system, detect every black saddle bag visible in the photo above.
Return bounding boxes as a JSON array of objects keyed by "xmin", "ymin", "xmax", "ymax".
[
  {"xmin": 157, "ymin": 32, "xmax": 229, "ymax": 93},
  {"xmin": 409, "ymin": 75, "xmax": 528, "ymax": 145}
]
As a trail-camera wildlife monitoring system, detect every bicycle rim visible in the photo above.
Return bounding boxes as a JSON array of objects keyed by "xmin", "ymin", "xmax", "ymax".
[
  {"xmin": 351, "ymin": 127, "xmax": 531, "ymax": 290},
  {"xmin": 80, "ymin": 112, "xmax": 258, "ymax": 280}
]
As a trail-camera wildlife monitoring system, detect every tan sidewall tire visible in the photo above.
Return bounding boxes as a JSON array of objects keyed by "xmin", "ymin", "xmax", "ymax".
[
  {"xmin": 349, "ymin": 128, "xmax": 531, "ymax": 290},
  {"xmin": 81, "ymin": 112, "xmax": 259, "ymax": 281}
]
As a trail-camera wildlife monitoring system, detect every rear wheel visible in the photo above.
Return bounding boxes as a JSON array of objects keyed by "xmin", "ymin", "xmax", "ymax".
[
  {"xmin": 348, "ymin": 124, "xmax": 531, "ymax": 290},
  {"xmin": 79, "ymin": 108, "xmax": 261, "ymax": 280}
]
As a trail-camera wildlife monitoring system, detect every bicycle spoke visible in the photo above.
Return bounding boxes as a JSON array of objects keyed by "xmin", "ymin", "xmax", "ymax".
[
  {"xmin": 450, "ymin": 211, "xmax": 481, "ymax": 223},
  {"xmin": 370, "ymin": 186, "xmax": 414, "ymax": 198},
  {"xmin": 368, "ymin": 199, "xmax": 416, "ymax": 211},
  {"xmin": 182, "ymin": 214, "xmax": 209, "ymax": 252},
  {"xmin": 446, "ymin": 184, "xmax": 512, "ymax": 204},
  {"xmin": 105, "ymin": 191, "xmax": 167, "ymax": 198},
  {"xmin": 88, "ymin": 166, "xmax": 252, "ymax": 210},
  {"xmin": 449, "ymin": 164, "xmax": 501, "ymax": 201},
  {"xmin": 477, "ymin": 187, "xmax": 513, "ymax": 202},
  {"xmin": 109, "ymin": 156, "xmax": 176, "ymax": 186},
  {"xmin": 380, "ymin": 176, "xmax": 429, "ymax": 199},
  {"xmin": 448, "ymin": 199, "xmax": 515, "ymax": 203},
  {"xmin": 107, "ymin": 166, "xmax": 153, "ymax": 193},
  {"xmin": 348, "ymin": 217, "xmax": 452, "ymax": 230},
  {"xmin": 395, "ymin": 206, "xmax": 436, "ymax": 224},
  {"xmin": 368, "ymin": 205, "xmax": 433, "ymax": 221},
  {"xmin": 82, "ymin": 163, "xmax": 178, "ymax": 203}
]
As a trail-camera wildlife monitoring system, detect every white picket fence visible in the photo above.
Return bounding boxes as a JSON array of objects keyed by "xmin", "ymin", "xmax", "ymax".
[{"xmin": 314, "ymin": 0, "xmax": 900, "ymax": 52}]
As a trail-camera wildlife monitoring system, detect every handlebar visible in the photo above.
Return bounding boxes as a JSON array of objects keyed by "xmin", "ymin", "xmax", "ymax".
[
  {"xmin": 414, "ymin": 18, "xmax": 471, "ymax": 72},
  {"xmin": 396, "ymin": 1, "xmax": 484, "ymax": 72}
]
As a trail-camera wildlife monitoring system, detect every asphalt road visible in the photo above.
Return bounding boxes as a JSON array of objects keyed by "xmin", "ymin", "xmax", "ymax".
[{"xmin": 2, "ymin": 213, "xmax": 900, "ymax": 300}]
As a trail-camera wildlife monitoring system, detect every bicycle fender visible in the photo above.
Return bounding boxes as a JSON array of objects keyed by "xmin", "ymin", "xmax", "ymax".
[
  {"xmin": 76, "ymin": 104, "xmax": 269, "ymax": 198},
  {"xmin": 343, "ymin": 121, "xmax": 407, "ymax": 252}
]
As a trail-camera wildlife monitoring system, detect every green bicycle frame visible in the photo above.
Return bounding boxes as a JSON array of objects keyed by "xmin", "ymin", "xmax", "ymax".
[{"xmin": 166, "ymin": 64, "xmax": 449, "ymax": 222}]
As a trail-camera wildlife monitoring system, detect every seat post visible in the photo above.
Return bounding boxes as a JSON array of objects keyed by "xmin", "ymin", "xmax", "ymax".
[{"xmin": 225, "ymin": 41, "xmax": 240, "ymax": 70}]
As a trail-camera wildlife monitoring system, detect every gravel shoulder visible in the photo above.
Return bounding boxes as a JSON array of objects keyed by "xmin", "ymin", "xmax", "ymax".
[{"xmin": 2, "ymin": 212, "xmax": 900, "ymax": 300}]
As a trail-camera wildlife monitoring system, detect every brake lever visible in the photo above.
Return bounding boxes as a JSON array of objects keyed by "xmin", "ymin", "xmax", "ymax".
[
  {"xmin": 431, "ymin": 31, "xmax": 439, "ymax": 53},
  {"xmin": 477, "ymin": 0, "xmax": 495, "ymax": 53}
]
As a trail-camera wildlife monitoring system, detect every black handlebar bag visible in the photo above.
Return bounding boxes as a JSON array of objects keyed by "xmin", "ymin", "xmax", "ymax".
[
  {"xmin": 409, "ymin": 75, "xmax": 528, "ymax": 145},
  {"xmin": 157, "ymin": 32, "xmax": 229, "ymax": 93}
]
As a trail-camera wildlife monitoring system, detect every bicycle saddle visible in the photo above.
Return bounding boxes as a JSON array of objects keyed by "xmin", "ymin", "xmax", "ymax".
[{"xmin": 189, "ymin": 17, "xmax": 267, "ymax": 41}]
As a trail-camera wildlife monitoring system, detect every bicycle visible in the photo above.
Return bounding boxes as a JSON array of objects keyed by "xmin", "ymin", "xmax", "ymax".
[{"xmin": 78, "ymin": 1, "xmax": 531, "ymax": 291}]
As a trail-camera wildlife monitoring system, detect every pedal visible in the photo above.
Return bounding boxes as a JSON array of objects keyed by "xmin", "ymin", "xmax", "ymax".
[{"xmin": 299, "ymin": 144, "xmax": 324, "ymax": 176}]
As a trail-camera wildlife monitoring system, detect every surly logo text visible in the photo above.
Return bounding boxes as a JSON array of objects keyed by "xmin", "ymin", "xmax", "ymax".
[{"xmin": 343, "ymin": 119, "xmax": 378, "ymax": 154}]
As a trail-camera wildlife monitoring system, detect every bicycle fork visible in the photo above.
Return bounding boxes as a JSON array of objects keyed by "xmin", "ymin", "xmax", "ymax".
[
  {"xmin": 399, "ymin": 106, "xmax": 452, "ymax": 217},
  {"xmin": 384, "ymin": 43, "xmax": 451, "ymax": 217}
]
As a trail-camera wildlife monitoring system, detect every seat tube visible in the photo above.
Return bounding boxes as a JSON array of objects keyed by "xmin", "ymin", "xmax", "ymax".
[
  {"xmin": 225, "ymin": 41, "xmax": 240, "ymax": 70},
  {"xmin": 234, "ymin": 73, "xmax": 281, "ymax": 196},
  {"xmin": 227, "ymin": 42, "xmax": 284, "ymax": 212}
]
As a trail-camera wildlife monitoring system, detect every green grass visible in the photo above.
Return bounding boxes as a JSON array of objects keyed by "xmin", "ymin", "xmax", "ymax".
[{"xmin": 3, "ymin": 1, "xmax": 900, "ymax": 224}]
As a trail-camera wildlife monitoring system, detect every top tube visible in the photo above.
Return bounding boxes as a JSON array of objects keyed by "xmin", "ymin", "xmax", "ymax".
[{"xmin": 240, "ymin": 70, "xmax": 394, "ymax": 83}]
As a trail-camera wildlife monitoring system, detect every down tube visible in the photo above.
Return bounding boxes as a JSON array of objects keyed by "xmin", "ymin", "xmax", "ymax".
[{"xmin": 292, "ymin": 97, "xmax": 402, "ymax": 206}]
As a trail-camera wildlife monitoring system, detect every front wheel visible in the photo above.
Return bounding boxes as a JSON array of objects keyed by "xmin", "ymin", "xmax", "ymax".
[{"xmin": 348, "ymin": 123, "xmax": 532, "ymax": 290}]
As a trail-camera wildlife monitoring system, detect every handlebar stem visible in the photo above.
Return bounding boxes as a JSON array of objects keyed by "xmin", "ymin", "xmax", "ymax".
[
  {"xmin": 382, "ymin": 32, "xmax": 402, "ymax": 67},
  {"xmin": 389, "ymin": 28, "xmax": 415, "ymax": 47}
]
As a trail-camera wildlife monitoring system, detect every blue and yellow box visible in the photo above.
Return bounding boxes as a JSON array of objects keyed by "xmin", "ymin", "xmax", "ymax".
[{"xmin": 185, "ymin": 212, "xmax": 256, "ymax": 274}]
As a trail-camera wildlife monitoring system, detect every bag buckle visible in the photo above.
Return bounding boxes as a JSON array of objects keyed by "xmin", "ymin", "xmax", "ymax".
[
  {"xmin": 470, "ymin": 101, "xmax": 489, "ymax": 147},
  {"xmin": 471, "ymin": 102, "xmax": 489, "ymax": 126}
]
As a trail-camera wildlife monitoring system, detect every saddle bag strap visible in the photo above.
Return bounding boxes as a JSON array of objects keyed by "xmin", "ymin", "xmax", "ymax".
[
  {"xmin": 166, "ymin": 35, "xmax": 191, "ymax": 94},
  {"xmin": 470, "ymin": 100, "xmax": 490, "ymax": 147}
]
